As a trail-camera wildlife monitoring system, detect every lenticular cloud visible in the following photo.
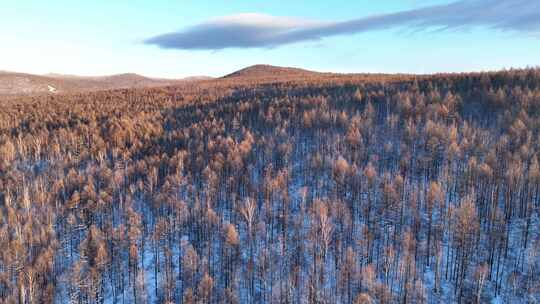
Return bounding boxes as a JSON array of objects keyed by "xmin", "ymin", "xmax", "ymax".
[{"xmin": 145, "ymin": 0, "xmax": 540, "ymax": 50}]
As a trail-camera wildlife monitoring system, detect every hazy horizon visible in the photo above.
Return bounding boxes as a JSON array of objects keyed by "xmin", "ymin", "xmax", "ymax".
[{"xmin": 2, "ymin": 63, "xmax": 540, "ymax": 80}]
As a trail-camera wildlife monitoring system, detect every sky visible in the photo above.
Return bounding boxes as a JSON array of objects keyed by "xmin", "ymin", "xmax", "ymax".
[{"xmin": 1, "ymin": 0, "xmax": 539, "ymax": 78}]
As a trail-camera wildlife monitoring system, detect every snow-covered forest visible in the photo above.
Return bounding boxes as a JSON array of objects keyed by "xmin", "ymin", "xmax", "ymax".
[{"xmin": 1, "ymin": 69, "xmax": 540, "ymax": 303}]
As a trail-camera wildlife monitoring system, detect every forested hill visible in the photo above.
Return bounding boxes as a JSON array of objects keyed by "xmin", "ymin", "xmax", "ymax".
[
  {"xmin": 223, "ymin": 64, "xmax": 324, "ymax": 78},
  {"xmin": 220, "ymin": 64, "xmax": 406, "ymax": 85},
  {"xmin": 0, "ymin": 71, "xmax": 207, "ymax": 96},
  {"xmin": 1, "ymin": 68, "xmax": 540, "ymax": 303}
]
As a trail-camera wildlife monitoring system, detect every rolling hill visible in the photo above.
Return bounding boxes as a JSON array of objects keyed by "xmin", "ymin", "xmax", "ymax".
[
  {"xmin": 0, "ymin": 71, "xmax": 210, "ymax": 95},
  {"xmin": 219, "ymin": 64, "xmax": 403, "ymax": 85},
  {"xmin": 222, "ymin": 64, "xmax": 327, "ymax": 79}
]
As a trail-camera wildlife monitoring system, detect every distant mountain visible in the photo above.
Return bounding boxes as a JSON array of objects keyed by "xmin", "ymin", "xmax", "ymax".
[
  {"xmin": 0, "ymin": 71, "xmax": 211, "ymax": 96},
  {"xmin": 223, "ymin": 64, "xmax": 326, "ymax": 79},
  {"xmin": 182, "ymin": 76, "xmax": 215, "ymax": 81}
]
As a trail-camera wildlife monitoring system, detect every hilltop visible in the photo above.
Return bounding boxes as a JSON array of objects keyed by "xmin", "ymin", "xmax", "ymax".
[{"xmin": 222, "ymin": 64, "xmax": 327, "ymax": 79}]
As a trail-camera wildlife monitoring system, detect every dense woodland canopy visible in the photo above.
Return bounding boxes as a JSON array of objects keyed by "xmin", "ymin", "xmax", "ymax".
[{"xmin": 1, "ymin": 68, "xmax": 540, "ymax": 303}]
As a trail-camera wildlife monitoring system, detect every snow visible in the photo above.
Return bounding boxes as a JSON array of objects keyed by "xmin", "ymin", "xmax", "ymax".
[{"xmin": 491, "ymin": 296, "xmax": 503, "ymax": 304}]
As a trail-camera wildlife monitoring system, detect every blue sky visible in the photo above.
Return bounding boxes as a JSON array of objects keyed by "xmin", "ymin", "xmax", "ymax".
[{"xmin": 1, "ymin": 0, "xmax": 539, "ymax": 78}]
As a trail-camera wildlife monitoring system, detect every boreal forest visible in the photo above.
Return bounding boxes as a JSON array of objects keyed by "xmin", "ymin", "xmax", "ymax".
[{"xmin": 1, "ymin": 67, "xmax": 540, "ymax": 303}]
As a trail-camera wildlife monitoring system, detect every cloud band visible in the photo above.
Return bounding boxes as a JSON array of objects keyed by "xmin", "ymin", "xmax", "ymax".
[{"xmin": 144, "ymin": 0, "xmax": 540, "ymax": 50}]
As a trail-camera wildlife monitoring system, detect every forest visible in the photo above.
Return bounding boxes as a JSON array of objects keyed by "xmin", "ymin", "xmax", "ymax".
[{"xmin": 1, "ymin": 68, "xmax": 540, "ymax": 303}]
